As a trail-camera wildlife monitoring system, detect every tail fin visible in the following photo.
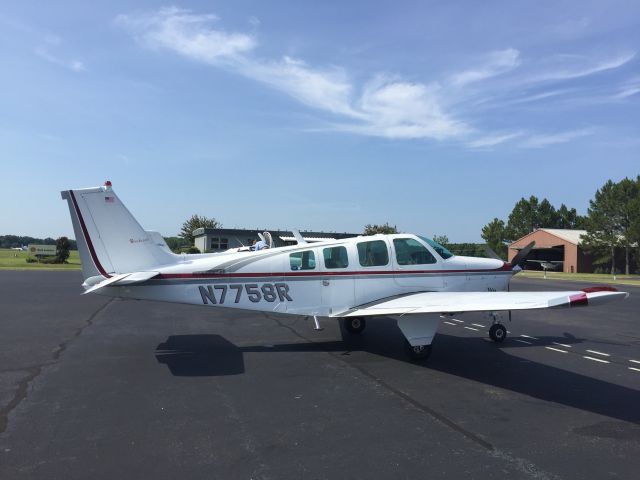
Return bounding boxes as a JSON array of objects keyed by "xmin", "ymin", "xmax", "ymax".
[{"xmin": 61, "ymin": 182, "xmax": 176, "ymax": 280}]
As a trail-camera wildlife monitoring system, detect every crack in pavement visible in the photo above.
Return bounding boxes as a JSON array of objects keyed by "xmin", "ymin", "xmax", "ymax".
[
  {"xmin": 262, "ymin": 312, "xmax": 560, "ymax": 480},
  {"xmin": 0, "ymin": 299, "xmax": 115, "ymax": 434}
]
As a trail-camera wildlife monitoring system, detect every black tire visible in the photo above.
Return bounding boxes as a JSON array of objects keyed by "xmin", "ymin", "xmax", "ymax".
[
  {"xmin": 405, "ymin": 341, "xmax": 432, "ymax": 361},
  {"xmin": 344, "ymin": 317, "xmax": 366, "ymax": 334},
  {"xmin": 489, "ymin": 324, "xmax": 507, "ymax": 343}
]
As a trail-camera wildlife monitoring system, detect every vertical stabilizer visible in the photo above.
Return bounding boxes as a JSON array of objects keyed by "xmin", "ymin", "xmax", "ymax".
[{"xmin": 61, "ymin": 182, "xmax": 176, "ymax": 279}]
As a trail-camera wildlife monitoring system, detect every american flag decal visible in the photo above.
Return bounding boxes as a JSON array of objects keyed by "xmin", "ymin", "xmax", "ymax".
[{"xmin": 105, "ymin": 196, "xmax": 115, "ymax": 203}]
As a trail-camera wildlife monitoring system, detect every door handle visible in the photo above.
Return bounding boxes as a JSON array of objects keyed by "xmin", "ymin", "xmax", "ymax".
[{"xmin": 322, "ymin": 280, "xmax": 330, "ymax": 286}]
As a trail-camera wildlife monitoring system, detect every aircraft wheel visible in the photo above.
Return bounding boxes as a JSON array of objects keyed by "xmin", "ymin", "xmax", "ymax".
[
  {"xmin": 489, "ymin": 324, "xmax": 507, "ymax": 343},
  {"xmin": 405, "ymin": 341, "xmax": 432, "ymax": 361},
  {"xmin": 344, "ymin": 316, "xmax": 366, "ymax": 334}
]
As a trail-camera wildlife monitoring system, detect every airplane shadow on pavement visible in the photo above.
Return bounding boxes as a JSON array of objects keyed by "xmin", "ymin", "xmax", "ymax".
[{"xmin": 155, "ymin": 317, "xmax": 640, "ymax": 425}]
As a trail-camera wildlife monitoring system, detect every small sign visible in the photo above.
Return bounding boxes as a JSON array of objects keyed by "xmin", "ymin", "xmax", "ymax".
[{"xmin": 28, "ymin": 244, "xmax": 57, "ymax": 256}]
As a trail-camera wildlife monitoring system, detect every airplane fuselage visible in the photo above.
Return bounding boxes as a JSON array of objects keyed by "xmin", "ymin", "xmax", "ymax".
[{"xmin": 92, "ymin": 234, "xmax": 513, "ymax": 318}]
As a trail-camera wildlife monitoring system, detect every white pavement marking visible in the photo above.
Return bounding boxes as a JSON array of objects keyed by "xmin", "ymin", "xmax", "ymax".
[
  {"xmin": 520, "ymin": 334, "xmax": 539, "ymax": 340},
  {"xmin": 583, "ymin": 356, "xmax": 610, "ymax": 364},
  {"xmin": 552, "ymin": 342, "xmax": 572, "ymax": 348},
  {"xmin": 545, "ymin": 347, "xmax": 568, "ymax": 354},
  {"xmin": 629, "ymin": 367, "xmax": 640, "ymax": 373},
  {"xmin": 629, "ymin": 359, "xmax": 640, "ymax": 364},
  {"xmin": 443, "ymin": 321, "xmax": 456, "ymax": 326},
  {"xmin": 471, "ymin": 323, "xmax": 486, "ymax": 328},
  {"xmin": 586, "ymin": 350, "xmax": 610, "ymax": 357},
  {"xmin": 451, "ymin": 319, "xmax": 464, "ymax": 323},
  {"xmin": 464, "ymin": 326, "xmax": 479, "ymax": 331},
  {"xmin": 515, "ymin": 339, "xmax": 532, "ymax": 345}
]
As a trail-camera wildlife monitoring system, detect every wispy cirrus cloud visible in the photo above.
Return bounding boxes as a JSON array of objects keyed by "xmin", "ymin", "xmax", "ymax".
[
  {"xmin": 115, "ymin": 7, "xmax": 636, "ymax": 148},
  {"xmin": 467, "ymin": 131, "xmax": 524, "ymax": 149},
  {"xmin": 451, "ymin": 48, "xmax": 521, "ymax": 87},
  {"xmin": 518, "ymin": 128, "xmax": 594, "ymax": 148},
  {"xmin": 34, "ymin": 35, "xmax": 85, "ymax": 72},
  {"xmin": 116, "ymin": 7, "xmax": 466, "ymax": 141}
]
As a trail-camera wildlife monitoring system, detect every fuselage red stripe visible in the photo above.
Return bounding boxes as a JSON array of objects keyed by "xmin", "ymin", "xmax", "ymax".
[
  {"xmin": 156, "ymin": 268, "xmax": 513, "ymax": 280},
  {"xmin": 69, "ymin": 190, "xmax": 111, "ymax": 278}
]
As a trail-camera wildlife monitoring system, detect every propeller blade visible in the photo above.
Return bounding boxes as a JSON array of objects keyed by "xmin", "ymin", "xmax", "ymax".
[
  {"xmin": 510, "ymin": 241, "xmax": 535, "ymax": 267},
  {"xmin": 484, "ymin": 244, "xmax": 503, "ymax": 261}
]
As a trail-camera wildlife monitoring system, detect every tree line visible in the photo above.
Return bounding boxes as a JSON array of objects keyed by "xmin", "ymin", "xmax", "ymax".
[
  {"xmin": 481, "ymin": 176, "xmax": 640, "ymax": 274},
  {"xmin": 0, "ymin": 235, "xmax": 77, "ymax": 250}
]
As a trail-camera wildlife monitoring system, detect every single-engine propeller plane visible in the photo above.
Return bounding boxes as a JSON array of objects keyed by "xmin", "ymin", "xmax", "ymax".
[{"xmin": 61, "ymin": 182, "xmax": 629, "ymax": 360}]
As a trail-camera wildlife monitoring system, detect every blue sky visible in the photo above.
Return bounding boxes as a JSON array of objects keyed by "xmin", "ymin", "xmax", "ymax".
[{"xmin": 1, "ymin": 0, "xmax": 638, "ymax": 242}]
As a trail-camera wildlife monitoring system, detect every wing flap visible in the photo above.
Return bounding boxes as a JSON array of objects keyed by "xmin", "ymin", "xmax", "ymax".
[{"xmin": 335, "ymin": 290, "xmax": 628, "ymax": 317}]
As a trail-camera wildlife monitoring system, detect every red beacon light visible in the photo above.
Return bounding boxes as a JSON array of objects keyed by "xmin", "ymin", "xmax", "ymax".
[{"xmin": 104, "ymin": 180, "xmax": 112, "ymax": 188}]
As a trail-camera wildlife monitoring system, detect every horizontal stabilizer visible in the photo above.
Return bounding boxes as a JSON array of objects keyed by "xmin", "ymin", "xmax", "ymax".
[
  {"xmin": 334, "ymin": 288, "xmax": 629, "ymax": 317},
  {"xmin": 83, "ymin": 271, "xmax": 159, "ymax": 294}
]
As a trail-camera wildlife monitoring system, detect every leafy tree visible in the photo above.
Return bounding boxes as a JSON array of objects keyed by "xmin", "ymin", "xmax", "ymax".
[
  {"xmin": 432, "ymin": 235, "xmax": 450, "ymax": 246},
  {"xmin": 582, "ymin": 180, "xmax": 622, "ymax": 275},
  {"xmin": 363, "ymin": 223, "xmax": 398, "ymax": 235},
  {"xmin": 556, "ymin": 204, "xmax": 586, "ymax": 229},
  {"xmin": 481, "ymin": 218, "xmax": 507, "ymax": 259},
  {"xmin": 179, "ymin": 215, "xmax": 221, "ymax": 245},
  {"xmin": 613, "ymin": 177, "xmax": 640, "ymax": 274},
  {"xmin": 55, "ymin": 236, "xmax": 71, "ymax": 263}
]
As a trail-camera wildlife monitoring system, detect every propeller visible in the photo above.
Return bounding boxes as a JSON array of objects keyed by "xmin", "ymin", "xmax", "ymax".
[{"xmin": 509, "ymin": 241, "xmax": 535, "ymax": 269}]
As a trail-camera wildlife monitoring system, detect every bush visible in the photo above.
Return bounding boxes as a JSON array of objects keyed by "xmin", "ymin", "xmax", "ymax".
[
  {"xmin": 26, "ymin": 257, "xmax": 38, "ymax": 263},
  {"xmin": 176, "ymin": 246, "xmax": 201, "ymax": 254}
]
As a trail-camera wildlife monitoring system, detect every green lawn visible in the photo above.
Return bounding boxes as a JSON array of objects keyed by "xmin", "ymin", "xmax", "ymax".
[
  {"xmin": 0, "ymin": 248, "xmax": 82, "ymax": 270},
  {"xmin": 518, "ymin": 270, "xmax": 640, "ymax": 287}
]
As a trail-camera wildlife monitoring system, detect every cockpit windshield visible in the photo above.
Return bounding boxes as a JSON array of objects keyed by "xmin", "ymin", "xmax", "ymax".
[{"xmin": 419, "ymin": 236, "xmax": 454, "ymax": 259}]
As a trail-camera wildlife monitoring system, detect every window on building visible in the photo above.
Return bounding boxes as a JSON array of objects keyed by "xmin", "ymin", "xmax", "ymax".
[
  {"xmin": 290, "ymin": 251, "xmax": 316, "ymax": 270},
  {"xmin": 357, "ymin": 240, "xmax": 389, "ymax": 267},
  {"xmin": 393, "ymin": 238, "xmax": 437, "ymax": 265},
  {"xmin": 323, "ymin": 246, "xmax": 349, "ymax": 269},
  {"xmin": 210, "ymin": 237, "xmax": 229, "ymax": 250}
]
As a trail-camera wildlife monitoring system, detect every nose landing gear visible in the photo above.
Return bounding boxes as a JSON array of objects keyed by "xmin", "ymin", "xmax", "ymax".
[
  {"xmin": 488, "ymin": 312, "xmax": 507, "ymax": 342},
  {"xmin": 344, "ymin": 316, "xmax": 366, "ymax": 334}
]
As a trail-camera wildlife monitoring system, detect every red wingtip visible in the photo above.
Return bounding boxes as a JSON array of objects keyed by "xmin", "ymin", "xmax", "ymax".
[{"xmin": 582, "ymin": 286, "xmax": 618, "ymax": 293}]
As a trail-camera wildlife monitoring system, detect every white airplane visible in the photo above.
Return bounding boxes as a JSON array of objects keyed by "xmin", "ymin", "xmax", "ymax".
[
  {"xmin": 527, "ymin": 259, "xmax": 564, "ymax": 272},
  {"xmin": 61, "ymin": 182, "xmax": 629, "ymax": 361}
]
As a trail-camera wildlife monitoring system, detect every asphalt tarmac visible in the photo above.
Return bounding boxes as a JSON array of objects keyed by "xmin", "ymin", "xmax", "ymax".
[{"xmin": 1, "ymin": 271, "xmax": 639, "ymax": 479}]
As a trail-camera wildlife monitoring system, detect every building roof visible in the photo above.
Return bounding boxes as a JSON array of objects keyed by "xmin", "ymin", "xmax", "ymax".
[
  {"xmin": 509, "ymin": 228, "xmax": 587, "ymax": 247},
  {"xmin": 538, "ymin": 229, "xmax": 587, "ymax": 245}
]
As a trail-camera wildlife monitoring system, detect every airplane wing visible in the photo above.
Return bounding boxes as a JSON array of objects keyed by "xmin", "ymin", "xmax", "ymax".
[
  {"xmin": 334, "ymin": 288, "xmax": 628, "ymax": 317},
  {"xmin": 83, "ymin": 271, "xmax": 159, "ymax": 294}
]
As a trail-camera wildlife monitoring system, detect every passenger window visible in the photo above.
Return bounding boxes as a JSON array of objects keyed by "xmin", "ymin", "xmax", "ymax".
[
  {"xmin": 357, "ymin": 240, "xmax": 389, "ymax": 267},
  {"xmin": 290, "ymin": 251, "xmax": 316, "ymax": 270},
  {"xmin": 323, "ymin": 246, "xmax": 349, "ymax": 269},
  {"xmin": 393, "ymin": 238, "xmax": 436, "ymax": 265}
]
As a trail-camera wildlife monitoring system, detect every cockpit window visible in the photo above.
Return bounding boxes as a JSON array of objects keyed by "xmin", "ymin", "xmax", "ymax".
[
  {"xmin": 419, "ymin": 236, "xmax": 454, "ymax": 259},
  {"xmin": 393, "ymin": 238, "xmax": 437, "ymax": 265}
]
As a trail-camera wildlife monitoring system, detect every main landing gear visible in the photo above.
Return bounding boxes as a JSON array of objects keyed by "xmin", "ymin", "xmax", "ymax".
[
  {"xmin": 344, "ymin": 316, "xmax": 366, "ymax": 334},
  {"xmin": 404, "ymin": 341, "xmax": 433, "ymax": 361},
  {"xmin": 488, "ymin": 312, "xmax": 507, "ymax": 342}
]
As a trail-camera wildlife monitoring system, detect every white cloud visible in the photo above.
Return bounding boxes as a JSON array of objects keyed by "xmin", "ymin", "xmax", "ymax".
[
  {"xmin": 115, "ymin": 7, "xmax": 256, "ymax": 63},
  {"xmin": 467, "ymin": 131, "xmax": 524, "ymax": 149},
  {"xmin": 34, "ymin": 45, "xmax": 85, "ymax": 72},
  {"xmin": 451, "ymin": 48, "xmax": 521, "ymax": 87},
  {"xmin": 116, "ymin": 7, "xmax": 466, "ymax": 141},
  {"xmin": 525, "ymin": 52, "xmax": 635, "ymax": 83},
  {"xmin": 115, "ymin": 7, "xmax": 633, "ymax": 147},
  {"xmin": 612, "ymin": 77, "xmax": 640, "ymax": 99},
  {"xmin": 519, "ymin": 128, "xmax": 594, "ymax": 148}
]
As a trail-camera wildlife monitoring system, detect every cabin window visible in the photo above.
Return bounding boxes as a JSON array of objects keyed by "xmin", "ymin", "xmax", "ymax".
[
  {"xmin": 290, "ymin": 251, "xmax": 316, "ymax": 270},
  {"xmin": 357, "ymin": 240, "xmax": 389, "ymax": 267},
  {"xmin": 210, "ymin": 237, "xmax": 228, "ymax": 250},
  {"xmin": 393, "ymin": 238, "xmax": 437, "ymax": 265},
  {"xmin": 323, "ymin": 246, "xmax": 349, "ymax": 269}
]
